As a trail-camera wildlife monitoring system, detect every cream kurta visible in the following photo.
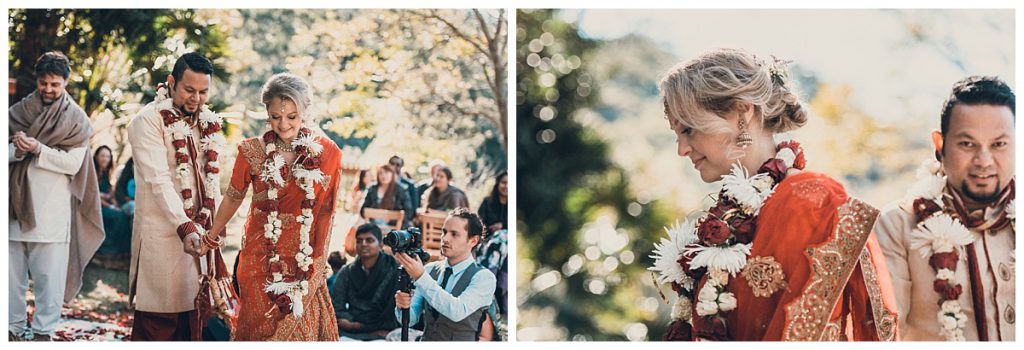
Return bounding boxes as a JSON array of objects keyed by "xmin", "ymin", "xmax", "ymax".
[
  {"xmin": 126, "ymin": 99, "xmax": 219, "ymax": 313},
  {"xmin": 875, "ymin": 202, "xmax": 1015, "ymax": 341},
  {"xmin": 8, "ymin": 143, "xmax": 87, "ymax": 242}
]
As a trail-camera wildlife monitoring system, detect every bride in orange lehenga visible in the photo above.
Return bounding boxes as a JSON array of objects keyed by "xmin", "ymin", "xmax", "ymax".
[{"xmin": 209, "ymin": 74, "xmax": 340, "ymax": 341}]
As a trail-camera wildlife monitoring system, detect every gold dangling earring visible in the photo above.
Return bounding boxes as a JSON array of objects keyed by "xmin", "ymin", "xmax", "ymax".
[{"xmin": 736, "ymin": 118, "xmax": 753, "ymax": 148}]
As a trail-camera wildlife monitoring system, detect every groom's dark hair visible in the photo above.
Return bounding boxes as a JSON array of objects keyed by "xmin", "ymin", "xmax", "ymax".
[
  {"xmin": 939, "ymin": 76, "xmax": 1015, "ymax": 142},
  {"xmin": 171, "ymin": 52, "xmax": 214, "ymax": 84}
]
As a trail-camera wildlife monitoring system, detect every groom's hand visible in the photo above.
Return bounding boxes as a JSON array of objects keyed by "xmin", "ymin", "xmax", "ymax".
[{"xmin": 183, "ymin": 232, "xmax": 202, "ymax": 257}]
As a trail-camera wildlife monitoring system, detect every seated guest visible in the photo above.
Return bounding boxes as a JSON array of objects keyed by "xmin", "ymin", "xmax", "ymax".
[
  {"xmin": 346, "ymin": 169, "xmax": 373, "ymax": 213},
  {"xmin": 416, "ymin": 163, "xmax": 444, "ymax": 198},
  {"xmin": 94, "ymin": 150, "xmax": 132, "ymax": 269},
  {"xmin": 477, "ymin": 171, "xmax": 507, "ymax": 234},
  {"xmin": 389, "ymin": 155, "xmax": 421, "ymax": 211},
  {"xmin": 361, "ymin": 164, "xmax": 413, "ymax": 228},
  {"xmin": 326, "ymin": 251, "xmax": 347, "ymax": 292},
  {"xmin": 424, "ymin": 166, "xmax": 470, "ymax": 212},
  {"xmin": 94, "ymin": 146, "xmax": 117, "ymax": 207},
  {"xmin": 113, "ymin": 158, "xmax": 136, "ymax": 216},
  {"xmin": 331, "ymin": 224, "xmax": 400, "ymax": 341}
]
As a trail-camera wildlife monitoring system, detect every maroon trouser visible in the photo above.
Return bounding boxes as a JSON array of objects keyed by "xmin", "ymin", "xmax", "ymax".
[{"xmin": 131, "ymin": 310, "xmax": 199, "ymax": 341}]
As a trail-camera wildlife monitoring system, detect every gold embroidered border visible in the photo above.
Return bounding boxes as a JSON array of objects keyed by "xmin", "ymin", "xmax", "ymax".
[
  {"xmin": 226, "ymin": 185, "xmax": 248, "ymax": 200},
  {"xmin": 858, "ymin": 249, "xmax": 898, "ymax": 341},
  {"xmin": 782, "ymin": 197, "xmax": 879, "ymax": 341},
  {"xmin": 821, "ymin": 321, "xmax": 843, "ymax": 341},
  {"xmin": 239, "ymin": 138, "xmax": 267, "ymax": 176}
]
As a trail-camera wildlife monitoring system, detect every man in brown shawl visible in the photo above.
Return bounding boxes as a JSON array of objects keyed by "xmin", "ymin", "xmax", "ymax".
[{"xmin": 8, "ymin": 51, "xmax": 104, "ymax": 341}]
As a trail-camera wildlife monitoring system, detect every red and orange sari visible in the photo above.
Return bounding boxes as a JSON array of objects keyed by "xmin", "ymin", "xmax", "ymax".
[
  {"xmin": 225, "ymin": 137, "xmax": 341, "ymax": 341},
  {"xmin": 690, "ymin": 172, "xmax": 900, "ymax": 341}
]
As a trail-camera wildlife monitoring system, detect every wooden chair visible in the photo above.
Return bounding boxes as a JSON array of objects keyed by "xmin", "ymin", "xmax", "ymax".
[
  {"xmin": 362, "ymin": 208, "xmax": 405, "ymax": 232},
  {"xmin": 417, "ymin": 210, "xmax": 447, "ymax": 261}
]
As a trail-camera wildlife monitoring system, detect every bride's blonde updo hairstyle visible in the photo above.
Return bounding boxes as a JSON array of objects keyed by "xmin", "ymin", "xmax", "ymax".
[
  {"xmin": 659, "ymin": 48, "xmax": 808, "ymax": 137},
  {"xmin": 261, "ymin": 73, "xmax": 314, "ymax": 123}
]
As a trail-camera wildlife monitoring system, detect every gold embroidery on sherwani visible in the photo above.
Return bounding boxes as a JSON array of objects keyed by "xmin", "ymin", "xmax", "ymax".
[
  {"xmin": 858, "ymin": 249, "xmax": 898, "ymax": 341},
  {"xmin": 742, "ymin": 255, "xmax": 788, "ymax": 298},
  {"xmin": 782, "ymin": 198, "xmax": 878, "ymax": 341}
]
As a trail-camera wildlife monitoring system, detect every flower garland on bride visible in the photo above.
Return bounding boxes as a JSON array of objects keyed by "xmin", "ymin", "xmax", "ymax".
[
  {"xmin": 650, "ymin": 136, "xmax": 806, "ymax": 340},
  {"xmin": 259, "ymin": 127, "xmax": 326, "ymax": 318}
]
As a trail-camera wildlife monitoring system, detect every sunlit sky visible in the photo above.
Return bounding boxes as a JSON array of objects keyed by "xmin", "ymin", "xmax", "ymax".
[{"xmin": 560, "ymin": 9, "xmax": 1014, "ymax": 122}]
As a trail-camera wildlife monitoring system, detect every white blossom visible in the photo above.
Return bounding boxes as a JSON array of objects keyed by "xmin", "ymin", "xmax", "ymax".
[
  {"xmin": 684, "ymin": 242, "xmax": 753, "ymax": 276},
  {"xmin": 649, "ymin": 219, "xmax": 699, "ymax": 291},
  {"xmin": 695, "ymin": 300, "xmax": 719, "ymax": 317},
  {"xmin": 717, "ymin": 292, "xmax": 738, "ymax": 312},
  {"xmin": 910, "ymin": 215, "xmax": 975, "ymax": 258},
  {"xmin": 776, "ymin": 148, "xmax": 796, "ymax": 168}
]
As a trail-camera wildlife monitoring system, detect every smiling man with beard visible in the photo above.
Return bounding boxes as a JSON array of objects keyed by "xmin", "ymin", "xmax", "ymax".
[
  {"xmin": 9, "ymin": 50, "xmax": 104, "ymax": 342},
  {"xmin": 875, "ymin": 76, "xmax": 1015, "ymax": 341}
]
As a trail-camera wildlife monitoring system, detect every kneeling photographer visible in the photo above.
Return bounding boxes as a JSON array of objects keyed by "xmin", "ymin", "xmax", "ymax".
[{"xmin": 391, "ymin": 208, "xmax": 496, "ymax": 341}]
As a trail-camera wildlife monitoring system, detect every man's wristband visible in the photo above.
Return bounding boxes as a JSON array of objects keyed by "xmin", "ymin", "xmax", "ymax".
[{"xmin": 177, "ymin": 222, "xmax": 199, "ymax": 241}]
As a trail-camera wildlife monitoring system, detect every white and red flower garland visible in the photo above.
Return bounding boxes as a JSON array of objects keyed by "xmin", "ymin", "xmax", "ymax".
[
  {"xmin": 155, "ymin": 83, "xmax": 225, "ymax": 239},
  {"xmin": 260, "ymin": 127, "xmax": 326, "ymax": 318},
  {"xmin": 650, "ymin": 137, "xmax": 805, "ymax": 341},
  {"xmin": 904, "ymin": 159, "xmax": 975, "ymax": 341}
]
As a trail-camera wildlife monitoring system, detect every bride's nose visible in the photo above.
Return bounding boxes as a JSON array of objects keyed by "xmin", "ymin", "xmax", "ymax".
[{"xmin": 677, "ymin": 138, "xmax": 692, "ymax": 157}]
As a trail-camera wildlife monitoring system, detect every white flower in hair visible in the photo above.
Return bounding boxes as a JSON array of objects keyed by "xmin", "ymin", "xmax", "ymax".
[
  {"xmin": 649, "ymin": 219, "xmax": 699, "ymax": 291},
  {"xmin": 684, "ymin": 242, "xmax": 753, "ymax": 276},
  {"xmin": 910, "ymin": 215, "xmax": 975, "ymax": 258}
]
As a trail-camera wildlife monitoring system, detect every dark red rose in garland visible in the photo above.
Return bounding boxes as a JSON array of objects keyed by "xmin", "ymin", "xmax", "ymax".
[
  {"xmin": 698, "ymin": 217, "xmax": 731, "ymax": 246},
  {"xmin": 697, "ymin": 316, "xmax": 730, "ymax": 341},
  {"xmin": 273, "ymin": 293, "xmax": 292, "ymax": 313},
  {"xmin": 663, "ymin": 319, "xmax": 693, "ymax": 341},
  {"xmin": 302, "ymin": 157, "xmax": 321, "ymax": 170},
  {"xmin": 929, "ymin": 251, "xmax": 959, "ymax": 271},
  {"xmin": 757, "ymin": 158, "xmax": 787, "ymax": 183},
  {"xmin": 933, "ymin": 279, "xmax": 963, "ymax": 300},
  {"xmin": 678, "ymin": 246, "xmax": 706, "ymax": 281},
  {"xmin": 729, "ymin": 215, "xmax": 757, "ymax": 244}
]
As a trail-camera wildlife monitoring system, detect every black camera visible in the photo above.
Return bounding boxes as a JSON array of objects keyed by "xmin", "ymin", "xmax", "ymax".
[{"xmin": 383, "ymin": 227, "xmax": 432, "ymax": 263}]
